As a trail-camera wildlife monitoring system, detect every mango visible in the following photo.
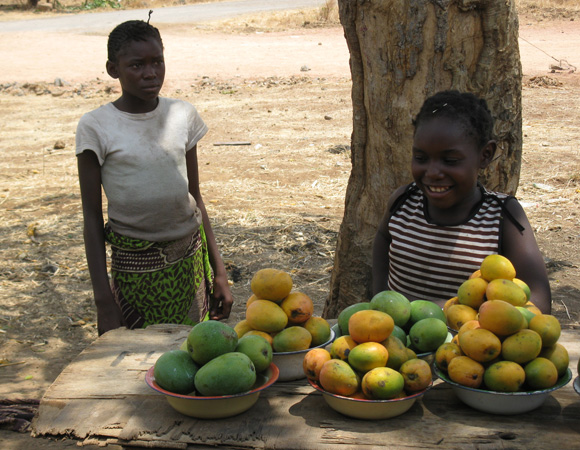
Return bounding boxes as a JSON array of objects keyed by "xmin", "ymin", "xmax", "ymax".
[
  {"xmin": 303, "ymin": 348, "xmax": 332, "ymax": 381},
  {"xmin": 539, "ymin": 343, "xmax": 569, "ymax": 377},
  {"xmin": 528, "ymin": 314, "xmax": 561, "ymax": 347},
  {"xmin": 234, "ymin": 319, "xmax": 253, "ymax": 338},
  {"xmin": 381, "ymin": 335, "xmax": 409, "ymax": 371},
  {"xmin": 154, "ymin": 349, "xmax": 199, "ymax": 395},
  {"xmin": 524, "ymin": 357, "xmax": 558, "ymax": 390},
  {"xmin": 516, "ymin": 306, "xmax": 537, "ymax": 327},
  {"xmin": 319, "ymin": 359, "xmax": 360, "ymax": 396},
  {"xmin": 361, "ymin": 367, "xmax": 405, "ymax": 400},
  {"xmin": 273, "ymin": 326, "xmax": 312, "ymax": 352},
  {"xmin": 446, "ymin": 304, "xmax": 478, "ymax": 331},
  {"xmin": 250, "ymin": 268, "xmax": 293, "ymax": 302},
  {"xmin": 399, "ymin": 358, "xmax": 432, "ymax": 392},
  {"xmin": 409, "ymin": 317, "xmax": 448, "ymax": 353},
  {"xmin": 329, "ymin": 335, "xmax": 358, "ymax": 361},
  {"xmin": 280, "ymin": 291, "xmax": 314, "ymax": 324},
  {"xmin": 435, "ymin": 342, "xmax": 463, "ymax": 372},
  {"xmin": 370, "ymin": 290, "xmax": 411, "ymax": 328},
  {"xmin": 409, "ymin": 300, "xmax": 446, "ymax": 324},
  {"xmin": 457, "ymin": 277, "xmax": 488, "ymax": 309},
  {"xmin": 483, "ymin": 360, "xmax": 526, "ymax": 392},
  {"xmin": 448, "ymin": 355, "xmax": 485, "ymax": 388},
  {"xmin": 457, "ymin": 319, "xmax": 481, "ymax": 339},
  {"xmin": 194, "ymin": 352, "xmax": 257, "ymax": 396},
  {"xmin": 458, "ymin": 328, "xmax": 502, "ymax": 363},
  {"xmin": 501, "ymin": 329, "xmax": 542, "ymax": 364},
  {"xmin": 302, "ymin": 316, "xmax": 331, "ymax": 347},
  {"xmin": 478, "ymin": 300, "xmax": 525, "ymax": 336},
  {"xmin": 479, "ymin": 254, "xmax": 516, "ymax": 281},
  {"xmin": 348, "ymin": 309, "xmax": 394, "ymax": 343},
  {"xmin": 337, "ymin": 302, "xmax": 371, "ymax": 336},
  {"xmin": 242, "ymin": 330, "xmax": 274, "ymax": 345},
  {"xmin": 391, "ymin": 325, "xmax": 407, "ymax": 345},
  {"xmin": 443, "ymin": 296, "xmax": 460, "ymax": 315},
  {"xmin": 235, "ymin": 334, "xmax": 273, "ymax": 372},
  {"xmin": 486, "ymin": 278, "xmax": 527, "ymax": 307},
  {"xmin": 246, "ymin": 299, "xmax": 288, "ymax": 333},
  {"xmin": 512, "ymin": 278, "xmax": 531, "ymax": 300},
  {"xmin": 348, "ymin": 341, "xmax": 389, "ymax": 373},
  {"xmin": 187, "ymin": 320, "xmax": 238, "ymax": 366}
]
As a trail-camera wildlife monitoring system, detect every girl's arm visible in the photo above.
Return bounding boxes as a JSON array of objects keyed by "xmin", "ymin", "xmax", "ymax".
[
  {"xmin": 372, "ymin": 211, "xmax": 392, "ymax": 296},
  {"xmin": 77, "ymin": 150, "xmax": 125, "ymax": 335},
  {"xmin": 372, "ymin": 185, "xmax": 407, "ymax": 296},
  {"xmin": 186, "ymin": 145, "xmax": 234, "ymax": 320},
  {"xmin": 501, "ymin": 199, "xmax": 551, "ymax": 314}
]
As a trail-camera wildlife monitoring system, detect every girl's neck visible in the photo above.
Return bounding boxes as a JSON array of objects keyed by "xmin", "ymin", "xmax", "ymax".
[
  {"xmin": 113, "ymin": 96, "xmax": 159, "ymax": 114},
  {"xmin": 426, "ymin": 184, "xmax": 483, "ymax": 225}
]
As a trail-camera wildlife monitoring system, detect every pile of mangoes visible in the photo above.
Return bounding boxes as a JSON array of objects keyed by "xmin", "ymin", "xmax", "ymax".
[
  {"xmin": 233, "ymin": 268, "xmax": 332, "ymax": 352},
  {"xmin": 443, "ymin": 254, "xmax": 540, "ymax": 331},
  {"xmin": 337, "ymin": 291, "xmax": 451, "ymax": 356},
  {"xmin": 437, "ymin": 254, "xmax": 570, "ymax": 392},
  {"xmin": 303, "ymin": 304, "xmax": 433, "ymax": 400},
  {"xmin": 153, "ymin": 320, "xmax": 273, "ymax": 396}
]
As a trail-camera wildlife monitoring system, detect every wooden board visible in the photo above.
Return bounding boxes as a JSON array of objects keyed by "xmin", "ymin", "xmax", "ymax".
[{"xmin": 31, "ymin": 324, "xmax": 580, "ymax": 449}]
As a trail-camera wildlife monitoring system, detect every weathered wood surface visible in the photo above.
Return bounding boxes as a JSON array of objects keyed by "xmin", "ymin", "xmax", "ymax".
[{"xmin": 31, "ymin": 324, "xmax": 580, "ymax": 449}]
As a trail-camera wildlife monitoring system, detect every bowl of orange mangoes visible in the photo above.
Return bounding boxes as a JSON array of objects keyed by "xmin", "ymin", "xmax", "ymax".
[
  {"xmin": 233, "ymin": 268, "xmax": 336, "ymax": 382},
  {"xmin": 434, "ymin": 255, "xmax": 573, "ymax": 414},
  {"xmin": 304, "ymin": 303, "xmax": 436, "ymax": 419}
]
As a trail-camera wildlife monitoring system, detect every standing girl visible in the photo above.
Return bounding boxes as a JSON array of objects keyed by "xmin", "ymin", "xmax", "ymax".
[
  {"xmin": 372, "ymin": 90, "xmax": 551, "ymax": 313},
  {"xmin": 76, "ymin": 19, "xmax": 233, "ymax": 335}
]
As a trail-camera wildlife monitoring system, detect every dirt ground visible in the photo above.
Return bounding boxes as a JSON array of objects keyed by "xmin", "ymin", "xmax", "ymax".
[{"xmin": 0, "ymin": 6, "xmax": 579, "ymax": 449}]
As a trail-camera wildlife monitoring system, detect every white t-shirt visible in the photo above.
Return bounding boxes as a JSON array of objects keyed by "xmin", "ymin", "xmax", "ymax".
[{"xmin": 76, "ymin": 97, "xmax": 208, "ymax": 242}]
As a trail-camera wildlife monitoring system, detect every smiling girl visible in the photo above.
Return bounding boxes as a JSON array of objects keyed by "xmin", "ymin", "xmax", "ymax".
[
  {"xmin": 372, "ymin": 90, "xmax": 551, "ymax": 313},
  {"xmin": 76, "ymin": 19, "xmax": 233, "ymax": 335}
]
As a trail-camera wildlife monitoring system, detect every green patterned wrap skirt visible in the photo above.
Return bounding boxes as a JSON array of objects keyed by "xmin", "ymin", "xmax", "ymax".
[{"xmin": 104, "ymin": 223, "xmax": 213, "ymax": 329}]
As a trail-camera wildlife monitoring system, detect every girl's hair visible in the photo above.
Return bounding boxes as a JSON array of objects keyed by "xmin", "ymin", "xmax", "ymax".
[
  {"xmin": 413, "ymin": 90, "xmax": 494, "ymax": 149},
  {"xmin": 107, "ymin": 20, "xmax": 163, "ymax": 64}
]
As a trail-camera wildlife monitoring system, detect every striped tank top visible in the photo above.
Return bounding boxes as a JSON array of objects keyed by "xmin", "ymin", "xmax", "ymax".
[{"xmin": 386, "ymin": 183, "xmax": 522, "ymax": 304}]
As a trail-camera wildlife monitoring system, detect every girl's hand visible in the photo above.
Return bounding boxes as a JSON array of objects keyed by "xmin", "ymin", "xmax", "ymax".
[
  {"xmin": 95, "ymin": 294, "xmax": 125, "ymax": 336},
  {"xmin": 209, "ymin": 274, "xmax": 234, "ymax": 321}
]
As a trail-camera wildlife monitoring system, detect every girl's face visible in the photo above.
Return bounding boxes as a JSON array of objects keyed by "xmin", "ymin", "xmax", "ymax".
[
  {"xmin": 412, "ymin": 116, "xmax": 494, "ymax": 222},
  {"xmin": 107, "ymin": 37, "xmax": 165, "ymax": 113}
]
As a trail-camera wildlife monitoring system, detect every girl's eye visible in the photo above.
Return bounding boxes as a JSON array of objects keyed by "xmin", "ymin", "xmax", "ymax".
[{"xmin": 413, "ymin": 154, "xmax": 427, "ymax": 163}]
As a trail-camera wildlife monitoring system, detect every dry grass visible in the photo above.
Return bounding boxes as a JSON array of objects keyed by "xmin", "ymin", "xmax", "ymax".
[{"xmin": 195, "ymin": 0, "xmax": 339, "ymax": 33}]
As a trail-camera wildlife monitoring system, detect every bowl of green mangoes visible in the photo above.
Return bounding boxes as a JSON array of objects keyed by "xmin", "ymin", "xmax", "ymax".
[{"xmin": 145, "ymin": 362, "xmax": 279, "ymax": 419}]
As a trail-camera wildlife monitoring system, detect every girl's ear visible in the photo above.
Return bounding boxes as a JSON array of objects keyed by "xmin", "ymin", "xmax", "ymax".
[
  {"xmin": 106, "ymin": 60, "xmax": 119, "ymax": 79},
  {"xmin": 479, "ymin": 140, "xmax": 496, "ymax": 169}
]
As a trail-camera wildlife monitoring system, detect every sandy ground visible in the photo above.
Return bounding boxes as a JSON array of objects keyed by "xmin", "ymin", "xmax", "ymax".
[{"xmin": 0, "ymin": 8, "xmax": 579, "ymax": 449}]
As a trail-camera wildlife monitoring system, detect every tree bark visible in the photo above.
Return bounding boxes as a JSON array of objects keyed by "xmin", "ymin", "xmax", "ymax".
[{"xmin": 323, "ymin": 0, "xmax": 522, "ymax": 318}]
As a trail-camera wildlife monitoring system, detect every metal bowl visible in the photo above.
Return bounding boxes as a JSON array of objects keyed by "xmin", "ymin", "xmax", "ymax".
[
  {"xmin": 308, "ymin": 378, "xmax": 433, "ymax": 420},
  {"xmin": 574, "ymin": 376, "xmax": 580, "ymax": 396},
  {"xmin": 434, "ymin": 365, "xmax": 572, "ymax": 415},
  {"xmin": 272, "ymin": 328, "xmax": 336, "ymax": 382},
  {"xmin": 145, "ymin": 363, "xmax": 279, "ymax": 418}
]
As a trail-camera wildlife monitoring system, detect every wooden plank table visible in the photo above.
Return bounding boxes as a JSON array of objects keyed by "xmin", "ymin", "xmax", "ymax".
[{"xmin": 31, "ymin": 324, "xmax": 580, "ymax": 449}]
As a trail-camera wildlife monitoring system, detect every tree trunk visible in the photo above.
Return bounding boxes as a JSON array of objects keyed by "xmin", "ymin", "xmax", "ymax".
[{"xmin": 323, "ymin": 0, "xmax": 522, "ymax": 318}]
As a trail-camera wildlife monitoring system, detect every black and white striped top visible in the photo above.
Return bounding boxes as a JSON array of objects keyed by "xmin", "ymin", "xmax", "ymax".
[{"xmin": 386, "ymin": 183, "xmax": 520, "ymax": 304}]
